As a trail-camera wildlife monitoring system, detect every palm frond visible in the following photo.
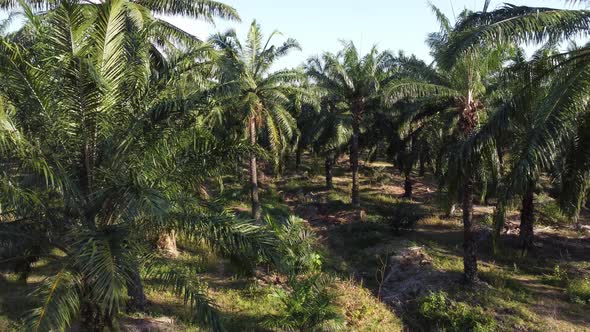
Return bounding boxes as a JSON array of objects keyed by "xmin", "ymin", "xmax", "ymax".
[
  {"xmin": 167, "ymin": 213, "xmax": 280, "ymax": 265},
  {"xmin": 384, "ymin": 81, "xmax": 460, "ymax": 105},
  {"xmin": 445, "ymin": 5, "xmax": 590, "ymax": 66},
  {"xmin": 27, "ymin": 268, "xmax": 81, "ymax": 332},
  {"xmin": 137, "ymin": 0, "xmax": 239, "ymax": 22},
  {"xmin": 147, "ymin": 266, "xmax": 224, "ymax": 331}
]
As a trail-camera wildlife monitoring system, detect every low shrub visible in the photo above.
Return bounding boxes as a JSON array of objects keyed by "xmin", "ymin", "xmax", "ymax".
[
  {"xmin": 418, "ymin": 291, "xmax": 497, "ymax": 332},
  {"xmin": 263, "ymin": 274, "xmax": 344, "ymax": 331},
  {"xmin": 537, "ymin": 200, "xmax": 569, "ymax": 226},
  {"xmin": 383, "ymin": 201, "xmax": 426, "ymax": 233},
  {"xmin": 542, "ymin": 264, "xmax": 569, "ymax": 287},
  {"xmin": 479, "ymin": 214, "xmax": 494, "ymax": 227},
  {"xmin": 270, "ymin": 215, "xmax": 323, "ymax": 274},
  {"xmin": 541, "ymin": 265, "xmax": 590, "ymax": 304},
  {"xmin": 566, "ymin": 277, "xmax": 590, "ymax": 305}
]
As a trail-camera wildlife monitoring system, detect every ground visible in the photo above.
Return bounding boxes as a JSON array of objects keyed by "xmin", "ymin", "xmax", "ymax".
[
  {"xmin": 0, "ymin": 155, "xmax": 589, "ymax": 331},
  {"xmin": 277, "ymin": 156, "xmax": 590, "ymax": 331}
]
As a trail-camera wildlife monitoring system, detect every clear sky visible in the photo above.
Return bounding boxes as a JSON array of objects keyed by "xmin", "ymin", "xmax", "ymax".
[
  {"xmin": 0, "ymin": 1, "xmax": 586, "ymax": 68},
  {"xmin": 166, "ymin": 0, "xmax": 588, "ymax": 68}
]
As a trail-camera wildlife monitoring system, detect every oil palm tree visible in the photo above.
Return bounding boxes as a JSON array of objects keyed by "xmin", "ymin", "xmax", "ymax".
[
  {"xmin": 292, "ymin": 91, "xmax": 319, "ymax": 171},
  {"xmin": 302, "ymin": 92, "xmax": 352, "ymax": 190},
  {"xmin": 481, "ymin": 47, "xmax": 562, "ymax": 252},
  {"xmin": 381, "ymin": 104, "xmax": 426, "ymax": 200},
  {"xmin": 385, "ymin": 4, "xmax": 509, "ymax": 284},
  {"xmin": 444, "ymin": 2, "xmax": 590, "ymax": 236},
  {"xmin": 209, "ymin": 21, "xmax": 303, "ymax": 222},
  {"xmin": 293, "ymin": 71, "xmax": 351, "ymax": 189},
  {"xmin": 368, "ymin": 52, "xmax": 456, "ymax": 200},
  {"xmin": 314, "ymin": 99, "xmax": 352, "ymax": 190},
  {"xmin": 306, "ymin": 42, "xmax": 394, "ymax": 209},
  {"xmin": 558, "ymin": 110, "xmax": 590, "ymax": 230}
]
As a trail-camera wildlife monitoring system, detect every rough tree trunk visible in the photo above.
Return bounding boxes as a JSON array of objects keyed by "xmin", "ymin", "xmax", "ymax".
[
  {"xmin": 80, "ymin": 290, "xmax": 108, "ymax": 332},
  {"xmin": 296, "ymin": 141, "xmax": 302, "ymax": 171},
  {"xmin": 434, "ymin": 152, "xmax": 443, "ymax": 178},
  {"xmin": 419, "ymin": 154, "xmax": 426, "ymax": 177},
  {"xmin": 278, "ymin": 155, "xmax": 285, "ymax": 176},
  {"xmin": 351, "ymin": 101, "xmax": 362, "ymax": 209},
  {"xmin": 126, "ymin": 264, "xmax": 147, "ymax": 312},
  {"xmin": 519, "ymin": 186, "xmax": 535, "ymax": 251},
  {"xmin": 325, "ymin": 155, "xmax": 334, "ymax": 189},
  {"xmin": 462, "ymin": 176, "xmax": 478, "ymax": 284},
  {"xmin": 403, "ymin": 173, "xmax": 413, "ymax": 199},
  {"xmin": 497, "ymin": 143, "xmax": 504, "ymax": 176},
  {"xmin": 460, "ymin": 90, "xmax": 481, "ymax": 285},
  {"xmin": 249, "ymin": 117, "xmax": 261, "ymax": 222}
]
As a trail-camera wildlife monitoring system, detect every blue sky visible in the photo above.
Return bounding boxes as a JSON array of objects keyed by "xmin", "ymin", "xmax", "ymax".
[
  {"xmin": 0, "ymin": 1, "xmax": 586, "ymax": 68},
  {"xmin": 167, "ymin": 0, "xmax": 587, "ymax": 68}
]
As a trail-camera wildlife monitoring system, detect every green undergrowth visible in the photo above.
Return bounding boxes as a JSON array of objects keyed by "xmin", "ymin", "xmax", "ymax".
[
  {"xmin": 536, "ymin": 195, "xmax": 571, "ymax": 226},
  {"xmin": 1, "ymin": 158, "xmax": 589, "ymax": 331},
  {"xmin": 417, "ymin": 291, "xmax": 497, "ymax": 332},
  {"xmin": 141, "ymin": 249, "xmax": 401, "ymax": 331},
  {"xmin": 542, "ymin": 263, "xmax": 590, "ymax": 305}
]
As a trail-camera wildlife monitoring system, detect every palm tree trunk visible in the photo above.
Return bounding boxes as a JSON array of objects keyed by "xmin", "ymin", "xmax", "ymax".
[
  {"xmin": 325, "ymin": 154, "xmax": 334, "ymax": 189},
  {"xmin": 460, "ymin": 91, "xmax": 481, "ymax": 285},
  {"xmin": 278, "ymin": 154, "xmax": 285, "ymax": 176},
  {"xmin": 419, "ymin": 149, "xmax": 426, "ymax": 177},
  {"xmin": 403, "ymin": 172, "xmax": 413, "ymax": 199},
  {"xmin": 249, "ymin": 117, "xmax": 261, "ymax": 222},
  {"xmin": 434, "ymin": 152, "xmax": 443, "ymax": 178},
  {"xmin": 126, "ymin": 264, "xmax": 147, "ymax": 312},
  {"xmin": 80, "ymin": 141, "xmax": 96, "ymax": 229},
  {"xmin": 519, "ymin": 185, "xmax": 534, "ymax": 251},
  {"xmin": 351, "ymin": 103, "xmax": 362, "ymax": 209},
  {"xmin": 80, "ymin": 285, "xmax": 107, "ymax": 332},
  {"xmin": 497, "ymin": 143, "xmax": 504, "ymax": 176},
  {"xmin": 80, "ymin": 306, "xmax": 104, "ymax": 332},
  {"xmin": 462, "ymin": 175, "xmax": 478, "ymax": 284},
  {"xmin": 572, "ymin": 191, "xmax": 585, "ymax": 231},
  {"xmin": 296, "ymin": 141, "xmax": 302, "ymax": 171}
]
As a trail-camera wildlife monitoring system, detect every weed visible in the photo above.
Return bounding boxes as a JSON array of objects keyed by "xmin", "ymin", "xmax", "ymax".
[
  {"xmin": 418, "ymin": 291, "xmax": 497, "ymax": 332},
  {"xmin": 263, "ymin": 274, "xmax": 344, "ymax": 331},
  {"xmin": 566, "ymin": 277, "xmax": 590, "ymax": 305},
  {"xmin": 537, "ymin": 200, "xmax": 570, "ymax": 226},
  {"xmin": 382, "ymin": 201, "xmax": 427, "ymax": 234},
  {"xmin": 327, "ymin": 191, "xmax": 351, "ymax": 204},
  {"xmin": 541, "ymin": 265, "xmax": 590, "ymax": 304},
  {"xmin": 269, "ymin": 215, "xmax": 323, "ymax": 274},
  {"xmin": 480, "ymin": 214, "xmax": 494, "ymax": 227},
  {"xmin": 481, "ymin": 269, "xmax": 513, "ymax": 289},
  {"xmin": 542, "ymin": 264, "xmax": 569, "ymax": 287}
]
